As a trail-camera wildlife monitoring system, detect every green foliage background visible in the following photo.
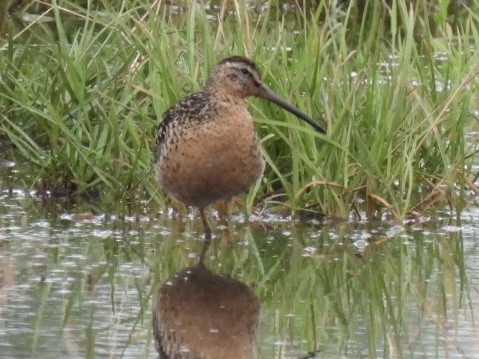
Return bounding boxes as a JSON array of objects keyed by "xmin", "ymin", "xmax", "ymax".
[{"xmin": 1, "ymin": 0, "xmax": 478, "ymax": 219}]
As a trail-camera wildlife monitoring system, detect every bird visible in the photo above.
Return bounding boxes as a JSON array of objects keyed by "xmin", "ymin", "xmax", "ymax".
[{"xmin": 155, "ymin": 56, "xmax": 326, "ymax": 238}]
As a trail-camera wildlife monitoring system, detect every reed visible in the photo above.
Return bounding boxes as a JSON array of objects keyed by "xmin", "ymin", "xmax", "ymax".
[{"xmin": 0, "ymin": 0, "xmax": 477, "ymax": 218}]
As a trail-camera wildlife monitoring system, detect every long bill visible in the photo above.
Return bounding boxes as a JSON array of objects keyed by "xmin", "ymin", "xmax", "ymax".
[{"xmin": 258, "ymin": 84, "xmax": 326, "ymax": 134}]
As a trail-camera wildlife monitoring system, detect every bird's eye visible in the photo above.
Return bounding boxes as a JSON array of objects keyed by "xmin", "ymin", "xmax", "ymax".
[{"xmin": 241, "ymin": 68, "xmax": 249, "ymax": 75}]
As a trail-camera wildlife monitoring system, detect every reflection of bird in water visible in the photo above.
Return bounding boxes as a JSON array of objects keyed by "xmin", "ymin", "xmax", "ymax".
[
  {"xmin": 155, "ymin": 56, "xmax": 326, "ymax": 238},
  {"xmin": 153, "ymin": 241, "xmax": 260, "ymax": 358}
]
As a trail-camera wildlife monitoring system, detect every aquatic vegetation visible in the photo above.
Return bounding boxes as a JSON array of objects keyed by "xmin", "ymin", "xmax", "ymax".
[{"xmin": 0, "ymin": 0, "xmax": 478, "ymax": 219}]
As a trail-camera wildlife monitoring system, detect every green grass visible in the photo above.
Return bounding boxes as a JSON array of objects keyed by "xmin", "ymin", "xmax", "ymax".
[{"xmin": 1, "ymin": 0, "xmax": 478, "ymax": 218}]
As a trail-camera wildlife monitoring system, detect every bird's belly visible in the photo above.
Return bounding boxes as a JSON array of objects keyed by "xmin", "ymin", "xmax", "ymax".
[{"xmin": 156, "ymin": 120, "xmax": 264, "ymax": 208}]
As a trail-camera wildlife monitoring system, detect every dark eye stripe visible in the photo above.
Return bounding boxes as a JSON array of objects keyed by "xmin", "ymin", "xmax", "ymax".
[{"xmin": 236, "ymin": 67, "xmax": 261, "ymax": 87}]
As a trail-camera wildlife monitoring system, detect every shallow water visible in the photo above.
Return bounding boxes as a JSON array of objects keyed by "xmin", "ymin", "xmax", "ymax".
[{"xmin": 0, "ymin": 182, "xmax": 478, "ymax": 359}]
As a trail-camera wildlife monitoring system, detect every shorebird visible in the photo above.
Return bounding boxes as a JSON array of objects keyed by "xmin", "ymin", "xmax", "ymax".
[{"xmin": 155, "ymin": 56, "xmax": 326, "ymax": 237}]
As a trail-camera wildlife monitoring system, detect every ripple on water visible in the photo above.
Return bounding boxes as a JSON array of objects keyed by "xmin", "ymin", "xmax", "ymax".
[{"xmin": 1, "ymin": 185, "xmax": 479, "ymax": 358}]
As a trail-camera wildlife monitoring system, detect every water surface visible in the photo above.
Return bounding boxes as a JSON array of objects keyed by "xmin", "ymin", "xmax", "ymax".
[{"xmin": 0, "ymin": 183, "xmax": 478, "ymax": 358}]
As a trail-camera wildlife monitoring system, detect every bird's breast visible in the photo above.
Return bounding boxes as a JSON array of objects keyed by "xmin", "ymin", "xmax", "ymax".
[{"xmin": 156, "ymin": 102, "xmax": 265, "ymax": 208}]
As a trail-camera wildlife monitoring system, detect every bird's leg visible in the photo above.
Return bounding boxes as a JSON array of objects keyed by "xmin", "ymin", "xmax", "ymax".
[
  {"xmin": 198, "ymin": 233, "xmax": 212, "ymax": 265},
  {"xmin": 199, "ymin": 207, "xmax": 212, "ymax": 264},
  {"xmin": 199, "ymin": 207, "xmax": 212, "ymax": 239}
]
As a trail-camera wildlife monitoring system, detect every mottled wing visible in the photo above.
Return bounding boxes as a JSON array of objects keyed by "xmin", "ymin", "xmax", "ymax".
[{"xmin": 155, "ymin": 91, "xmax": 213, "ymax": 160}]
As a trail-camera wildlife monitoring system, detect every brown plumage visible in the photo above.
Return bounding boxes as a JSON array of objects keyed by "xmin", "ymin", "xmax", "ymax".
[{"xmin": 155, "ymin": 56, "xmax": 325, "ymax": 237}]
